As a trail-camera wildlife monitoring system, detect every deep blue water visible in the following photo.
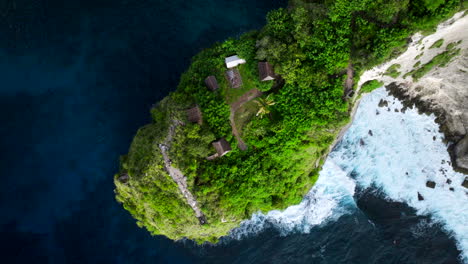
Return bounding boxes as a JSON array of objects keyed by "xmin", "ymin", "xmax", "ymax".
[
  {"xmin": 0, "ymin": 0, "xmax": 284, "ymax": 262},
  {"xmin": 0, "ymin": 0, "xmax": 462, "ymax": 263}
]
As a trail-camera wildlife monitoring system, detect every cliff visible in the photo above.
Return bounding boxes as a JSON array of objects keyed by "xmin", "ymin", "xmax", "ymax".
[
  {"xmin": 114, "ymin": 0, "xmax": 466, "ymax": 242},
  {"xmin": 358, "ymin": 11, "xmax": 468, "ymax": 173}
]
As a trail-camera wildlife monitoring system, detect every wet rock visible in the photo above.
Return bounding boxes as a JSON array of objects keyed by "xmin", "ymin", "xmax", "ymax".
[
  {"xmin": 368, "ymin": 130, "xmax": 373, "ymax": 136},
  {"xmin": 433, "ymin": 136, "xmax": 436, "ymax": 141},
  {"xmin": 417, "ymin": 192, "xmax": 424, "ymax": 201},
  {"xmin": 359, "ymin": 138, "xmax": 365, "ymax": 146},
  {"xmin": 449, "ymin": 187, "xmax": 455, "ymax": 192},
  {"xmin": 386, "ymin": 82, "xmax": 468, "ymax": 173},
  {"xmin": 462, "ymin": 177, "xmax": 468, "ymax": 189},
  {"xmin": 454, "ymin": 135, "xmax": 468, "ymax": 172},
  {"xmin": 378, "ymin": 99, "xmax": 389, "ymax": 108},
  {"xmin": 446, "ymin": 179, "xmax": 452, "ymax": 184},
  {"xmin": 426, "ymin": 181, "xmax": 436, "ymax": 189}
]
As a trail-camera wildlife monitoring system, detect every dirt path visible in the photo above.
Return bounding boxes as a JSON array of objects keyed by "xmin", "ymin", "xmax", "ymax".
[
  {"xmin": 159, "ymin": 119, "xmax": 207, "ymax": 224},
  {"xmin": 344, "ymin": 63, "xmax": 354, "ymax": 97},
  {"xmin": 229, "ymin": 88, "xmax": 262, "ymax": 151}
]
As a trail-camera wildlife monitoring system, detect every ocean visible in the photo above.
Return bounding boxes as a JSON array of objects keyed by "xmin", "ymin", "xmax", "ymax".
[{"xmin": 0, "ymin": 0, "xmax": 465, "ymax": 263}]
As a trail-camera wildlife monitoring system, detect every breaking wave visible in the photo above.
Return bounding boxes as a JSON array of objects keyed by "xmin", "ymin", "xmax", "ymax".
[
  {"xmin": 331, "ymin": 88, "xmax": 468, "ymax": 263},
  {"xmin": 230, "ymin": 87, "xmax": 468, "ymax": 263},
  {"xmin": 229, "ymin": 160, "xmax": 356, "ymax": 240}
]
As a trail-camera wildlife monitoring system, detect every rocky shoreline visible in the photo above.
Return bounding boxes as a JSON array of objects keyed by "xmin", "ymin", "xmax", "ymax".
[
  {"xmin": 357, "ymin": 11, "xmax": 468, "ymax": 175},
  {"xmin": 386, "ymin": 81, "xmax": 468, "ymax": 174}
]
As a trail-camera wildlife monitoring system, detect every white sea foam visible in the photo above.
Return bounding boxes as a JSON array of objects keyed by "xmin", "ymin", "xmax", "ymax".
[
  {"xmin": 229, "ymin": 160, "xmax": 356, "ymax": 240},
  {"xmin": 331, "ymin": 88, "xmax": 468, "ymax": 263},
  {"xmin": 232, "ymin": 87, "xmax": 468, "ymax": 263}
]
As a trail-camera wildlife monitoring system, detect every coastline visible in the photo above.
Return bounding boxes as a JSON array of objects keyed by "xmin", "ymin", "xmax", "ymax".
[
  {"xmin": 114, "ymin": 4, "xmax": 468, "ymax": 242},
  {"xmin": 354, "ymin": 11, "xmax": 468, "ymax": 174}
]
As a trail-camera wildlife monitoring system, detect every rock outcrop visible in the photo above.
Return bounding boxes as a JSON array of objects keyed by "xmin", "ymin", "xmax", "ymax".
[
  {"xmin": 426, "ymin": 181, "xmax": 436, "ymax": 189},
  {"xmin": 417, "ymin": 192, "xmax": 424, "ymax": 201},
  {"xmin": 462, "ymin": 177, "xmax": 468, "ymax": 189},
  {"xmin": 358, "ymin": 12, "xmax": 468, "ymax": 174},
  {"xmin": 454, "ymin": 135, "xmax": 468, "ymax": 172},
  {"xmin": 159, "ymin": 119, "xmax": 207, "ymax": 225}
]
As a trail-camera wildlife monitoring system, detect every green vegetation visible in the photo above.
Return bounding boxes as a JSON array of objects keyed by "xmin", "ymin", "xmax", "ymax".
[
  {"xmin": 254, "ymin": 95, "xmax": 275, "ymax": 119},
  {"xmin": 114, "ymin": 0, "xmax": 466, "ymax": 242},
  {"xmin": 447, "ymin": 39, "xmax": 463, "ymax": 50},
  {"xmin": 415, "ymin": 52, "xmax": 424, "ymax": 60},
  {"xmin": 385, "ymin": 64, "xmax": 402, "ymax": 78},
  {"xmin": 410, "ymin": 40, "xmax": 461, "ymax": 80},
  {"xmin": 360, "ymin": 80, "xmax": 384, "ymax": 93},
  {"xmin": 430, "ymin": 38, "xmax": 445, "ymax": 49}
]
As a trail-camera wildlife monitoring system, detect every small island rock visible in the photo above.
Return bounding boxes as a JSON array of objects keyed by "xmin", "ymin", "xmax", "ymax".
[
  {"xmin": 417, "ymin": 192, "xmax": 424, "ymax": 201},
  {"xmin": 426, "ymin": 181, "xmax": 436, "ymax": 189}
]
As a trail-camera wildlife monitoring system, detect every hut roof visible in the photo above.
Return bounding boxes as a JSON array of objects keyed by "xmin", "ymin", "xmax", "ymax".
[
  {"xmin": 258, "ymin": 62, "xmax": 275, "ymax": 81},
  {"xmin": 225, "ymin": 68, "xmax": 243, "ymax": 88},
  {"xmin": 225, "ymin": 55, "xmax": 246, "ymax": 68},
  {"xmin": 118, "ymin": 173, "xmax": 129, "ymax": 183},
  {"xmin": 186, "ymin": 106, "xmax": 203, "ymax": 125},
  {"xmin": 205, "ymin": 76, "xmax": 219, "ymax": 91},
  {"xmin": 212, "ymin": 138, "xmax": 231, "ymax": 157}
]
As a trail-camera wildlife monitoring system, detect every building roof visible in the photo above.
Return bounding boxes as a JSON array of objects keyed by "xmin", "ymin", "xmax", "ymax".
[
  {"xmin": 225, "ymin": 68, "xmax": 243, "ymax": 88},
  {"xmin": 225, "ymin": 55, "xmax": 246, "ymax": 68},
  {"xmin": 205, "ymin": 76, "xmax": 219, "ymax": 91},
  {"xmin": 212, "ymin": 138, "xmax": 231, "ymax": 157},
  {"xmin": 258, "ymin": 61, "xmax": 275, "ymax": 81},
  {"xmin": 118, "ymin": 173, "xmax": 129, "ymax": 183},
  {"xmin": 186, "ymin": 106, "xmax": 203, "ymax": 125}
]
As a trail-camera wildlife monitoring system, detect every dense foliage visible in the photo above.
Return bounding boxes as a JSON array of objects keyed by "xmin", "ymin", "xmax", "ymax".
[
  {"xmin": 360, "ymin": 79, "xmax": 384, "ymax": 93},
  {"xmin": 114, "ymin": 0, "xmax": 466, "ymax": 242}
]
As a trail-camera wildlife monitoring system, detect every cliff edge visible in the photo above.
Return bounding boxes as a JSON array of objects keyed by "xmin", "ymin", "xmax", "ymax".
[{"xmin": 359, "ymin": 11, "xmax": 468, "ymax": 173}]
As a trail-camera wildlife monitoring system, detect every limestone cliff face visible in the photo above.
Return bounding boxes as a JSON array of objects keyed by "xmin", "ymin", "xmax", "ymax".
[
  {"xmin": 454, "ymin": 135, "xmax": 468, "ymax": 172},
  {"xmin": 358, "ymin": 12, "xmax": 468, "ymax": 173},
  {"xmin": 386, "ymin": 47, "xmax": 468, "ymax": 172}
]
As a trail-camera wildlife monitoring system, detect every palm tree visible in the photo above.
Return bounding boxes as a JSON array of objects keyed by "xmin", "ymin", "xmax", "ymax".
[{"xmin": 254, "ymin": 94, "xmax": 275, "ymax": 119}]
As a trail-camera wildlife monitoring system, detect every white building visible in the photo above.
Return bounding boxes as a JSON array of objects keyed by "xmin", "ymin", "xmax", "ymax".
[{"xmin": 225, "ymin": 55, "xmax": 246, "ymax": 68}]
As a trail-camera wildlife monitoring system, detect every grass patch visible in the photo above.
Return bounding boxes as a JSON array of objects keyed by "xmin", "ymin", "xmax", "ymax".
[
  {"xmin": 223, "ymin": 64, "xmax": 270, "ymax": 104},
  {"xmin": 411, "ymin": 42, "xmax": 461, "ymax": 80},
  {"xmin": 446, "ymin": 40, "xmax": 462, "ymax": 50},
  {"xmin": 385, "ymin": 64, "xmax": 401, "ymax": 78},
  {"xmin": 415, "ymin": 52, "xmax": 424, "ymax": 60},
  {"xmin": 403, "ymin": 71, "xmax": 412, "ymax": 79},
  {"xmin": 360, "ymin": 79, "xmax": 384, "ymax": 93},
  {"xmin": 413, "ymin": 61, "xmax": 421, "ymax": 68},
  {"xmin": 429, "ymin": 38, "xmax": 444, "ymax": 49},
  {"xmin": 234, "ymin": 100, "xmax": 259, "ymax": 135}
]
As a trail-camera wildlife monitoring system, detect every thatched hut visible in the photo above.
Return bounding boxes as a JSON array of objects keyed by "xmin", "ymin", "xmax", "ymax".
[
  {"xmin": 258, "ymin": 61, "xmax": 275, "ymax": 81},
  {"xmin": 186, "ymin": 106, "xmax": 203, "ymax": 125},
  {"xmin": 118, "ymin": 173, "xmax": 129, "ymax": 183},
  {"xmin": 225, "ymin": 68, "xmax": 243, "ymax": 88},
  {"xmin": 212, "ymin": 138, "xmax": 231, "ymax": 157},
  {"xmin": 205, "ymin": 76, "xmax": 219, "ymax": 91}
]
